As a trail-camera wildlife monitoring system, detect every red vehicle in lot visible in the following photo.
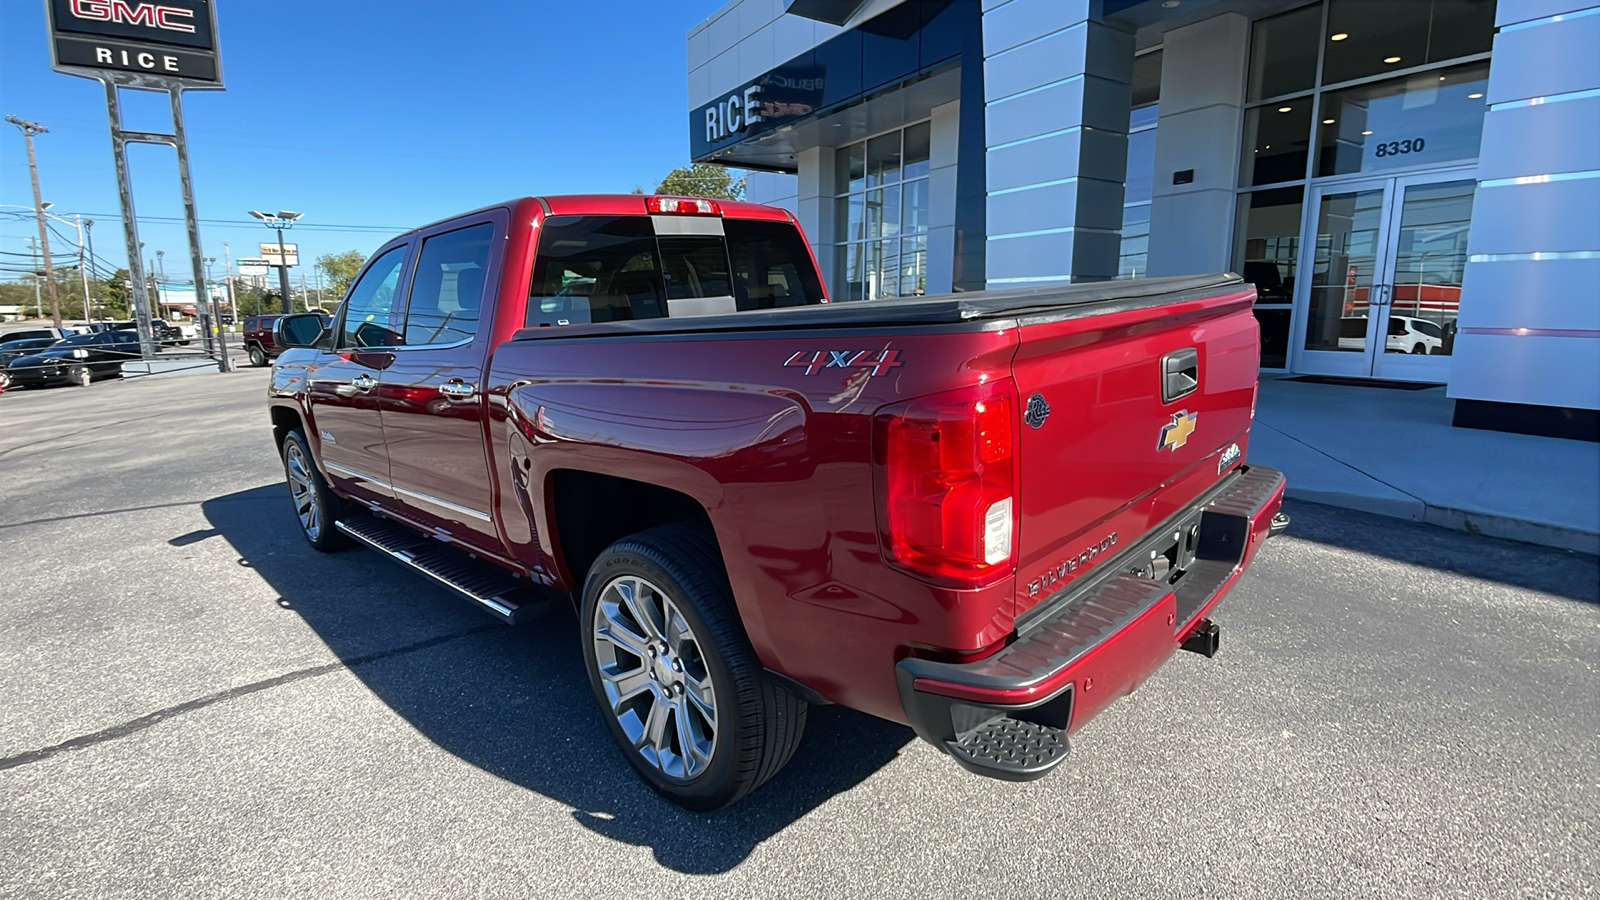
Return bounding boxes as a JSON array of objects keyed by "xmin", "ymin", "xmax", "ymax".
[
  {"xmin": 244, "ymin": 312, "xmax": 329, "ymax": 367},
  {"xmin": 267, "ymin": 194, "xmax": 1286, "ymax": 809}
]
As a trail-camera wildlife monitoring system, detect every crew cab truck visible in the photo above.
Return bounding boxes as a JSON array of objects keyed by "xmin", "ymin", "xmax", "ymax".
[{"xmin": 268, "ymin": 194, "xmax": 1286, "ymax": 809}]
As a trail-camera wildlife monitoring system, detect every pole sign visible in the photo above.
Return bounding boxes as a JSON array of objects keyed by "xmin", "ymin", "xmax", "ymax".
[
  {"xmin": 260, "ymin": 243, "xmax": 298, "ymax": 267},
  {"xmin": 236, "ymin": 257, "xmax": 269, "ymax": 276},
  {"xmin": 45, "ymin": 0, "xmax": 223, "ymax": 89}
]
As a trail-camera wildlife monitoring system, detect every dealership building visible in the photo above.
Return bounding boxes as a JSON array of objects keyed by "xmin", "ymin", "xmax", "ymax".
[{"xmin": 685, "ymin": 0, "xmax": 1599, "ymax": 440}]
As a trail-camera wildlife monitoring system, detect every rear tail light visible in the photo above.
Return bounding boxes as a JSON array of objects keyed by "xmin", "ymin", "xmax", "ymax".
[
  {"xmin": 647, "ymin": 195, "xmax": 722, "ymax": 215},
  {"xmin": 874, "ymin": 381, "xmax": 1018, "ymax": 588}
]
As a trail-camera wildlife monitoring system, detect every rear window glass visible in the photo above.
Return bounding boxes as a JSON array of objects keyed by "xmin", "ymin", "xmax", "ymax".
[{"xmin": 526, "ymin": 215, "xmax": 824, "ymax": 328}]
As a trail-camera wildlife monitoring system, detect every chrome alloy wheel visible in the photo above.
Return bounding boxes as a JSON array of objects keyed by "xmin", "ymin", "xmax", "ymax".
[
  {"xmin": 284, "ymin": 441, "xmax": 323, "ymax": 542},
  {"xmin": 591, "ymin": 574, "xmax": 718, "ymax": 780}
]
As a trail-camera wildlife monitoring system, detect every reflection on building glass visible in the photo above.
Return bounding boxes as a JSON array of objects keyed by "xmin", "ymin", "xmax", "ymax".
[
  {"xmin": 1235, "ymin": 187, "xmax": 1303, "ymax": 368},
  {"xmin": 1386, "ymin": 180, "xmax": 1474, "ymax": 355},
  {"xmin": 834, "ymin": 122, "xmax": 931, "ymax": 300},
  {"xmin": 1119, "ymin": 103, "xmax": 1159, "ymax": 279},
  {"xmin": 1305, "ymin": 188, "xmax": 1386, "ymax": 353},
  {"xmin": 1316, "ymin": 63, "xmax": 1490, "ymax": 178},
  {"xmin": 1323, "ymin": 0, "xmax": 1495, "ymax": 86}
]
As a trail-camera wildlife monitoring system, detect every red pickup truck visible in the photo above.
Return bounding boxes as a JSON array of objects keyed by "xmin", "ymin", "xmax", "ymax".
[{"xmin": 267, "ymin": 194, "xmax": 1286, "ymax": 809}]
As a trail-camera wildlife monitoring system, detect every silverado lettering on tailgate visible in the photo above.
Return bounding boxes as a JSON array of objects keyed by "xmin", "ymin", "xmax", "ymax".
[{"xmin": 1027, "ymin": 532, "xmax": 1119, "ymax": 597}]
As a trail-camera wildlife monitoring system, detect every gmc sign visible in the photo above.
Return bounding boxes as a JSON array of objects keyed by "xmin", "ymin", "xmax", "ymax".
[{"xmin": 47, "ymin": 0, "xmax": 222, "ymax": 88}]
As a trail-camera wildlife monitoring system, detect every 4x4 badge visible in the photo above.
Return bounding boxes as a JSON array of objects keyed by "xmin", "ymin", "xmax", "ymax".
[
  {"xmin": 1158, "ymin": 410, "xmax": 1197, "ymax": 451},
  {"xmin": 1024, "ymin": 393, "xmax": 1050, "ymax": 429}
]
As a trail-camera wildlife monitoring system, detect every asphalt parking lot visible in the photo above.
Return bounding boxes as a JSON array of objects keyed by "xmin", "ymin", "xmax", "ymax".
[{"xmin": 1, "ymin": 369, "xmax": 1596, "ymax": 899}]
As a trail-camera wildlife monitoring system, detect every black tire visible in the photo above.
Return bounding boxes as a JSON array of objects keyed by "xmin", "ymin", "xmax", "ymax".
[
  {"xmin": 248, "ymin": 344, "xmax": 267, "ymax": 368},
  {"xmin": 1412, "ymin": 342, "xmax": 1427, "ymax": 355},
  {"xmin": 70, "ymin": 365, "xmax": 91, "ymax": 387},
  {"xmin": 580, "ymin": 524, "xmax": 806, "ymax": 811},
  {"xmin": 280, "ymin": 428, "xmax": 348, "ymax": 552}
]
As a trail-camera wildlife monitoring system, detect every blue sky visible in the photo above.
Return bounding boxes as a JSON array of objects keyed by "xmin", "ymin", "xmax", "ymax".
[{"xmin": 0, "ymin": 0, "xmax": 729, "ymax": 288}]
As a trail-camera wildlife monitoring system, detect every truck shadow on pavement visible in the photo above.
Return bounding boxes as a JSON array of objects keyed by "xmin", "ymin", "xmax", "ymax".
[{"xmin": 204, "ymin": 486, "xmax": 915, "ymax": 875}]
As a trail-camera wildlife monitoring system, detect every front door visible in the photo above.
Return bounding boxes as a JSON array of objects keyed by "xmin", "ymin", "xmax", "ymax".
[
  {"xmin": 1293, "ymin": 172, "xmax": 1475, "ymax": 381},
  {"xmin": 378, "ymin": 216, "xmax": 505, "ymax": 556},
  {"xmin": 305, "ymin": 243, "xmax": 412, "ymax": 507}
]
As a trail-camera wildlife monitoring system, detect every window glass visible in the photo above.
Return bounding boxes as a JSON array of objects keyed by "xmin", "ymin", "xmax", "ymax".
[
  {"xmin": 525, "ymin": 216, "xmax": 825, "ymax": 327},
  {"xmin": 831, "ymin": 122, "xmax": 933, "ymax": 301},
  {"xmin": 1247, "ymin": 5, "xmax": 1320, "ymax": 102},
  {"xmin": 1132, "ymin": 49, "xmax": 1163, "ymax": 108},
  {"xmin": 1315, "ymin": 62, "xmax": 1489, "ymax": 177},
  {"xmin": 527, "ymin": 216, "xmax": 663, "ymax": 326},
  {"xmin": 1324, "ymin": 0, "xmax": 1494, "ymax": 86},
  {"xmin": 903, "ymin": 121, "xmax": 932, "ymax": 179},
  {"xmin": 658, "ymin": 236, "xmax": 731, "ymax": 303},
  {"xmin": 1233, "ymin": 186, "xmax": 1304, "ymax": 368},
  {"xmin": 725, "ymin": 219, "xmax": 827, "ymax": 308},
  {"xmin": 1240, "ymin": 101, "xmax": 1312, "ymax": 187},
  {"xmin": 866, "ymin": 132, "xmax": 901, "ymax": 187},
  {"xmin": 837, "ymin": 143, "xmax": 866, "ymax": 194},
  {"xmin": 403, "ymin": 223, "xmax": 493, "ymax": 346},
  {"xmin": 338, "ymin": 245, "xmax": 408, "ymax": 348}
]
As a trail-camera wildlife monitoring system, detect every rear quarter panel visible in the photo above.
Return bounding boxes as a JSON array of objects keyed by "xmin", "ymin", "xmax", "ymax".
[{"xmin": 486, "ymin": 325, "xmax": 1021, "ymax": 722}]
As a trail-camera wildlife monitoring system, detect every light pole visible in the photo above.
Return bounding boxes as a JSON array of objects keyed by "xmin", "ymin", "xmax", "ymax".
[
  {"xmin": 222, "ymin": 239, "xmax": 237, "ymax": 321},
  {"xmin": 7, "ymin": 116, "xmax": 61, "ymax": 329},
  {"xmin": 249, "ymin": 209, "xmax": 302, "ymax": 314}
]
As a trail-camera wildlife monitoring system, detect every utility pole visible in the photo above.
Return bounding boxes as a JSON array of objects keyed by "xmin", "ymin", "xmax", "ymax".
[
  {"xmin": 7, "ymin": 116, "xmax": 61, "ymax": 329},
  {"xmin": 73, "ymin": 214, "xmax": 90, "ymax": 324},
  {"xmin": 27, "ymin": 236, "xmax": 41, "ymax": 317},
  {"xmin": 222, "ymin": 239, "xmax": 236, "ymax": 321},
  {"xmin": 83, "ymin": 219, "xmax": 98, "ymax": 320}
]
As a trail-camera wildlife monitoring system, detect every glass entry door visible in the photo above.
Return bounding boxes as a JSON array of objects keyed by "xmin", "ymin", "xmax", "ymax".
[{"xmin": 1293, "ymin": 173, "xmax": 1475, "ymax": 380}]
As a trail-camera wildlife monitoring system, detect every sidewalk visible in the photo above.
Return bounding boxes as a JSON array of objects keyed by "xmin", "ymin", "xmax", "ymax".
[{"xmin": 1249, "ymin": 377, "xmax": 1600, "ymax": 555}]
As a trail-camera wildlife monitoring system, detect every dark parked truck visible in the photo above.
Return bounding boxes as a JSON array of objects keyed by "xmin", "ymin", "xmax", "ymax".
[{"xmin": 267, "ymin": 195, "xmax": 1286, "ymax": 809}]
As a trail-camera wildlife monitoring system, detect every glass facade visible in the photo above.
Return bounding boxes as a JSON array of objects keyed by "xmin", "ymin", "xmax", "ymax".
[
  {"xmin": 1232, "ymin": 0, "xmax": 1493, "ymax": 371},
  {"xmin": 834, "ymin": 122, "xmax": 932, "ymax": 301},
  {"xmin": 1119, "ymin": 50, "xmax": 1162, "ymax": 280}
]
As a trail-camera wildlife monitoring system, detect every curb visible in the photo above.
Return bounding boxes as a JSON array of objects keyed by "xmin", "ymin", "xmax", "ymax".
[{"xmin": 1284, "ymin": 485, "xmax": 1599, "ymax": 556}]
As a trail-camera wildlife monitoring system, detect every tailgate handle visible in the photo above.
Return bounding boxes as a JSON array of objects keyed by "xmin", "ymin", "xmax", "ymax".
[{"xmin": 1162, "ymin": 348, "xmax": 1199, "ymax": 403}]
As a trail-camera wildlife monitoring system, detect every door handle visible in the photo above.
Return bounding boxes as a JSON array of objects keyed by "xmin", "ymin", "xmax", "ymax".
[
  {"xmin": 1372, "ymin": 284, "xmax": 1392, "ymax": 308},
  {"xmin": 352, "ymin": 373, "xmax": 376, "ymax": 392},
  {"xmin": 439, "ymin": 380, "xmax": 477, "ymax": 402}
]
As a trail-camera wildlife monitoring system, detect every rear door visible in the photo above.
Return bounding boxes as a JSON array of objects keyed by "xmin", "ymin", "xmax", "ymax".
[
  {"xmin": 304, "ymin": 242, "xmax": 412, "ymax": 506},
  {"xmin": 1009, "ymin": 288, "xmax": 1260, "ymax": 618},
  {"xmin": 377, "ymin": 213, "xmax": 506, "ymax": 554}
]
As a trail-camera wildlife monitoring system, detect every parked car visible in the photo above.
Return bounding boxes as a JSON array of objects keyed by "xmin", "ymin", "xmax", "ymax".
[
  {"xmin": 1337, "ymin": 315, "xmax": 1445, "ymax": 354},
  {"xmin": 0, "ymin": 326, "xmax": 72, "ymax": 343},
  {"xmin": 3, "ymin": 329, "xmax": 140, "ymax": 389},
  {"xmin": 0, "ymin": 336, "xmax": 62, "ymax": 368},
  {"xmin": 245, "ymin": 312, "xmax": 328, "ymax": 367},
  {"xmin": 268, "ymin": 195, "xmax": 1286, "ymax": 809}
]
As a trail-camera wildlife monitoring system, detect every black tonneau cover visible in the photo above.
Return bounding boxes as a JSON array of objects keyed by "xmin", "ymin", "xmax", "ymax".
[{"xmin": 508, "ymin": 273, "xmax": 1245, "ymax": 342}]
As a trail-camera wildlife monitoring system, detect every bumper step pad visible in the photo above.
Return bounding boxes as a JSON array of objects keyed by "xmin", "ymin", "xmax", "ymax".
[
  {"xmin": 946, "ymin": 717, "xmax": 1071, "ymax": 782},
  {"xmin": 335, "ymin": 514, "xmax": 555, "ymax": 625}
]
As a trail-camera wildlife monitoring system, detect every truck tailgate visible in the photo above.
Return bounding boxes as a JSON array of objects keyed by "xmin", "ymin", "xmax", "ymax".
[{"xmin": 1009, "ymin": 285, "xmax": 1261, "ymax": 620}]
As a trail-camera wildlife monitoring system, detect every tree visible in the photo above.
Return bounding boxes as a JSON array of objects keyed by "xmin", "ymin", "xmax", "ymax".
[
  {"xmin": 315, "ymin": 250, "xmax": 367, "ymax": 300},
  {"xmin": 654, "ymin": 163, "xmax": 745, "ymax": 200}
]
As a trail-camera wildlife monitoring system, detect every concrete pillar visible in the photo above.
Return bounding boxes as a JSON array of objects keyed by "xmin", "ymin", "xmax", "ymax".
[
  {"xmin": 981, "ymin": 0, "xmax": 1134, "ymax": 287},
  {"xmin": 1449, "ymin": 2, "xmax": 1600, "ymax": 435},
  {"xmin": 1145, "ymin": 13, "xmax": 1250, "ymax": 278},
  {"xmin": 796, "ymin": 146, "xmax": 836, "ymax": 294}
]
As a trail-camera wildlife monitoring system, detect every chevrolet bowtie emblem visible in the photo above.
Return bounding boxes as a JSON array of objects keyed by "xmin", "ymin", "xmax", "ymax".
[{"xmin": 1159, "ymin": 410, "xmax": 1198, "ymax": 451}]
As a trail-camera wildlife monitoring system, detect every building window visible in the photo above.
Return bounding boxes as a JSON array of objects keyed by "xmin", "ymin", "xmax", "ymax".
[
  {"xmin": 1120, "ymin": 104, "xmax": 1159, "ymax": 279},
  {"xmin": 1314, "ymin": 61, "xmax": 1490, "ymax": 178},
  {"xmin": 834, "ymin": 122, "xmax": 932, "ymax": 301},
  {"xmin": 1323, "ymin": 0, "xmax": 1495, "ymax": 86}
]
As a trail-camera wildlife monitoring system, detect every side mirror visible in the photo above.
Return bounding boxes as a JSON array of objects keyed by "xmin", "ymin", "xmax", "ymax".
[{"xmin": 276, "ymin": 313, "xmax": 327, "ymax": 349}]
